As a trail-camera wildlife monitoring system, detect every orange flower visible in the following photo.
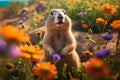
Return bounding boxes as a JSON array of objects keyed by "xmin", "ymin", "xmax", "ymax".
[
  {"xmin": 19, "ymin": 44, "xmax": 44, "ymax": 62},
  {"xmin": 34, "ymin": 23, "xmax": 38, "ymax": 28},
  {"xmin": 84, "ymin": 1, "xmax": 89, "ymax": 6},
  {"xmin": 66, "ymin": 2, "xmax": 71, "ymax": 9},
  {"xmin": 35, "ymin": 15, "xmax": 41, "ymax": 20},
  {"xmin": 96, "ymin": 18, "xmax": 107, "ymax": 25},
  {"xmin": 0, "ymin": 25, "xmax": 30, "ymax": 42},
  {"xmin": 33, "ymin": 62, "xmax": 57, "ymax": 79},
  {"xmin": 101, "ymin": 4, "xmax": 116, "ymax": 14},
  {"xmin": 69, "ymin": 0, "xmax": 75, "ymax": 3},
  {"xmin": 82, "ymin": 23, "xmax": 88, "ymax": 28},
  {"xmin": 92, "ymin": 1, "xmax": 98, "ymax": 6},
  {"xmin": 85, "ymin": 57, "xmax": 110, "ymax": 77},
  {"xmin": 111, "ymin": 20, "xmax": 120, "ymax": 31},
  {"xmin": 70, "ymin": 78, "xmax": 79, "ymax": 80}
]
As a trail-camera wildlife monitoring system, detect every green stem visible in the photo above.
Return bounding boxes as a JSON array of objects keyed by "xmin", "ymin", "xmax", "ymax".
[
  {"xmin": 22, "ymin": 24, "xmax": 32, "ymax": 45},
  {"xmin": 102, "ymin": 25, "xmax": 105, "ymax": 33},
  {"xmin": 104, "ymin": 41, "xmax": 108, "ymax": 48},
  {"xmin": 115, "ymin": 31, "xmax": 120, "ymax": 54}
]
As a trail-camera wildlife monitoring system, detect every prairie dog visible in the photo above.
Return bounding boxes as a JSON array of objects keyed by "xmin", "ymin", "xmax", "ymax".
[{"xmin": 42, "ymin": 9, "xmax": 80, "ymax": 71}]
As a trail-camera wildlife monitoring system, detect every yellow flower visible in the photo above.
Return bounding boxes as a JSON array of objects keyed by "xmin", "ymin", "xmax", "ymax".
[
  {"xmin": 36, "ymin": 31, "xmax": 43, "ymax": 37},
  {"xmin": 33, "ymin": 62, "xmax": 57, "ymax": 79},
  {"xmin": 5, "ymin": 63, "xmax": 15, "ymax": 72},
  {"xmin": 96, "ymin": 18, "xmax": 107, "ymax": 25},
  {"xmin": 82, "ymin": 50, "xmax": 93, "ymax": 56}
]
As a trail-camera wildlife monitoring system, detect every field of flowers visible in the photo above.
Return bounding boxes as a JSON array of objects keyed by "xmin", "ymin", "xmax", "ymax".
[{"xmin": 0, "ymin": 0, "xmax": 120, "ymax": 80}]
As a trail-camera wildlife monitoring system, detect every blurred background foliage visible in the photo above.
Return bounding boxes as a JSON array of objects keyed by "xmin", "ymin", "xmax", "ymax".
[{"xmin": 8, "ymin": 0, "xmax": 120, "ymax": 33}]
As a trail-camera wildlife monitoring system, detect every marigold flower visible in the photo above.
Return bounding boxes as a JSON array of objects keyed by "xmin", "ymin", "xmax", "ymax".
[
  {"xmin": 92, "ymin": 1, "xmax": 98, "ymax": 6},
  {"xmin": 66, "ymin": 2, "xmax": 71, "ymax": 9},
  {"xmin": 36, "ymin": 31, "xmax": 43, "ymax": 37},
  {"xmin": 111, "ymin": 20, "xmax": 120, "ymax": 31},
  {"xmin": 0, "ymin": 25, "xmax": 30, "ymax": 42},
  {"xmin": 94, "ymin": 49, "xmax": 111, "ymax": 58},
  {"xmin": 96, "ymin": 18, "xmax": 107, "ymax": 25},
  {"xmin": 84, "ymin": 1, "xmax": 89, "ymax": 6},
  {"xmin": 19, "ymin": 44, "xmax": 44, "ymax": 62},
  {"xmin": 33, "ymin": 62, "xmax": 57, "ymax": 79},
  {"xmin": 85, "ymin": 57, "xmax": 110, "ymax": 77},
  {"xmin": 101, "ymin": 4, "xmax": 116, "ymax": 14},
  {"xmin": 82, "ymin": 23, "xmax": 88, "ymax": 28},
  {"xmin": 82, "ymin": 50, "xmax": 93, "ymax": 56},
  {"xmin": 69, "ymin": 0, "xmax": 75, "ymax": 3},
  {"xmin": 35, "ymin": 15, "xmax": 41, "ymax": 20}
]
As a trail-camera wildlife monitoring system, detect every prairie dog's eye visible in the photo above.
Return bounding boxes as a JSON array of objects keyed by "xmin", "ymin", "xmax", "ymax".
[{"xmin": 50, "ymin": 11, "xmax": 54, "ymax": 15}]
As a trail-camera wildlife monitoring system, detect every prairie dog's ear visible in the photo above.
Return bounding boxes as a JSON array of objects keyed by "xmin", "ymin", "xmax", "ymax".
[{"xmin": 61, "ymin": 9, "xmax": 66, "ymax": 14}]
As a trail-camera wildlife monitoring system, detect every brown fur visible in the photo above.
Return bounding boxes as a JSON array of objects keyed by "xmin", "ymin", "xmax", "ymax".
[{"xmin": 42, "ymin": 9, "xmax": 80, "ymax": 71}]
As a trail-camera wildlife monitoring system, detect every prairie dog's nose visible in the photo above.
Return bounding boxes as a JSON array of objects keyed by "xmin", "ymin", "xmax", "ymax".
[{"xmin": 58, "ymin": 14, "xmax": 63, "ymax": 19}]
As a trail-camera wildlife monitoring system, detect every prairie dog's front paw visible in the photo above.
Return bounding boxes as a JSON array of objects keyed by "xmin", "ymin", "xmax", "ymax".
[
  {"xmin": 60, "ymin": 49, "xmax": 67, "ymax": 57},
  {"xmin": 44, "ymin": 48, "xmax": 55, "ymax": 56}
]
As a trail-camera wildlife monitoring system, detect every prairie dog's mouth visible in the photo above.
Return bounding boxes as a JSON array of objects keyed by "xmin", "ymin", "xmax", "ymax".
[{"xmin": 56, "ymin": 22, "xmax": 64, "ymax": 26}]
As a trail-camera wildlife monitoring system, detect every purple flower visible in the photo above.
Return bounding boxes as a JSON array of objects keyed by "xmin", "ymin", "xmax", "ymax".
[
  {"xmin": 94, "ymin": 49, "xmax": 111, "ymax": 58},
  {"xmin": 22, "ymin": 11, "xmax": 27, "ymax": 16},
  {"xmin": 108, "ymin": 29, "xmax": 112, "ymax": 34},
  {"xmin": 8, "ymin": 44, "xmax": 20, "ymax": 58},
  {"xmin": 79, "ymin": 12, "xmax": 87, "ymax": 15},
  {"xmin": 51, "ymin": 53, "xmax": 61, "ymax": 61},
  {"xmin": 18, "ymin": 20, "xmax": 23, "ymax": 24},
  {"xmin": 102, "ymin": 33, "xmax": 113, "ymax": 40},
  {"xmin": 0, "ymin": 39, "xmax": 6, "ymax": 52}
]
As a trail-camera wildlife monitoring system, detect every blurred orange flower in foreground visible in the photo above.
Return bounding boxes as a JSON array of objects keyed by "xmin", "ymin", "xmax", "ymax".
[
  {"xmin": 85, "ymin": 57, "xmax": 110, "ymax": 77},
  {"xmin": 0, "ymin": 25, "xmax": 30, "ymax": 42},
  {"xmin": 19, "ymin": 45, "xmax": 44, "ymax": 62},
  {"xmin": 96, "ymin": 18, "xmax": 107, "ymax": 25},
  {"xmin": 101, "ymin": 4, "xmax": 116, "ymax": 14},
  {"xmin": 33, "ymin": 62, "xmax": 57, "ymax": 79},
  {"xmin": 111, "ymin": 20, "xmax": 120, "ymax": 31}
]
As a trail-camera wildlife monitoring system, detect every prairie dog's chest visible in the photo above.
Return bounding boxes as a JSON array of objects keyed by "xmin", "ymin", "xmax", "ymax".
[{"xmin": 52, "ymin": 30, "xmax": 66, "ymax": 50}]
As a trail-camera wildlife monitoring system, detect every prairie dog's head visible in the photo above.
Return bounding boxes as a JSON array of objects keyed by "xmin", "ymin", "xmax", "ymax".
[{"xmin": 45, "ymin": 9, "xmax": 71, "ymax": 30}]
